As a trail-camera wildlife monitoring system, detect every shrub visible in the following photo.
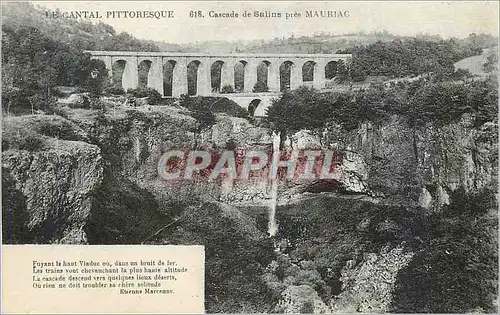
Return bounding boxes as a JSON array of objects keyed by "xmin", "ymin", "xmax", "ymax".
[
  {"xmin": 127, "ymin": 87, "xmax": 151, "ymax": 98},
  {"xmin": 252, "ymin": 81, "xmax": 269, "ymax": 93},
  {"xmin": 179, "ymin": 95, "xmax": 215, "ymax": 123},
  {"xmin": 2, "ymin": 125, "xmax": 44, "ymax": 151},
  {"xmin": 83, "ymin": 58, "xmax": 109, "ymax": 97},
  {"xmin": 51, "ymin": 87, "xmax": 70, "ymax": 98},
  {"xmin": 210, "ymin": 98, "xmax": 249, "ymax": 118},
  {"xmin": 66, "ymin": 93, "xmax": 91, "ymax": 109},
  {"xmin": 191, "ymin": 107, "xmax": 216, "ymax": 132},
  {"xmin": 2, "ymin": 89, "xmax": 58, "ymax": 116},
  {"xmin": 156, "ymin": 98, "xmax": 178, "ymax": 106},
  {"xmin": 179, "ymin": 95, "xmax": 249, "ymax": 119},
  {"xmin": 145, "ymin": 88, "xmax": 162, "ymax": 104},
  {"xmin": 334, "ymin": 60, "xmax": 351, "ymax": 83},
  {"xmin": 90, "ymin": 98, "xmax": 105, "ymax": 110},
  {"xmin": 221, "ymin": 85, "xmax": 235, "ymax": 94},
  {"xmin": 483, "ymin": 51, "xmax": 498, "ymax": 73},
  {"xmin": 75, "ymin": 86, "xmax": 89, "ymax": 93},
  {"xmin": 452, "ymin": 69, "xmax": 474, "ymax": 82},
  {"xmin": 2, "ymin": 88, "xmax": 33, "ymax": 115},
  {"xmin": 126, "ymin": 87, "xmax": 162, "ymax": 104},
  {"xmin": 44, "ymin": 105, "xmax": 69, "ymax": 119},
  {"xmin": 28, "ymin": 94, "xmax": 57, "ymax": 113},
  {"xmin": 104, "ymin": 85, "xmax": 125, "ymax": 95},
  {"xmin": 34, "ymin": 118, "xmax": 83, "ymax": 141}
]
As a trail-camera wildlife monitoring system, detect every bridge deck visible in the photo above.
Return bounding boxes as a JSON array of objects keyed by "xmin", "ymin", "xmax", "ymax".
[{"xmin": 85, "ymin": 50, "xmax": 352, "ymax": 59}]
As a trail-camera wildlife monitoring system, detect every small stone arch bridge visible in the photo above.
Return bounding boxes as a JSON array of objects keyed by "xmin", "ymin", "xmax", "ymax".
[{"xmin": 86, "ymin": 51, "xmax": 351, "ymax": 116}]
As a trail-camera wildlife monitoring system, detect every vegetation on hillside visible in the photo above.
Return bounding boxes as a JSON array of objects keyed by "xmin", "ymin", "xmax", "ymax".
[
  {"xmin": 1, "ymin": 2, "xmax": 160, "ymax": 52},
  {"xmin": 2, "ymin": 2, "xmax": 497, "ymax": 116},
  {"xmin": 267, "ymin": 75, "xmax": 498, "ymax": 147},
  {"xmin": 1, "ymin": 2, "xmax": 161, "ymax": 114},
  {"xmin": 391, "ymin": 187, "xmax": 498, "ymax": 313},
  {"xmin": 1, "ymin": 25, "xmax": 108, "ymax": 114},
  {"xmin": 337, "ymin": 34, "xmax": 495, "ymax": 81},
  {"xmin": 179, "ymin": 94, "xmax": 249, "ymax": 127},
  {"xmin": 164, "ymin": 202, "xmax": 277, "ymax": 313}
]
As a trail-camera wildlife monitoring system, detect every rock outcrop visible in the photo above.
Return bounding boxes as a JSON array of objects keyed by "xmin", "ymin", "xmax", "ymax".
[
  {"xmin": 330, "ymin": 245, "xmax": 415, "ymax": 313},
  {"xmin": 2, "ymin": 138, "xmax": 103, "ymax": 243}
]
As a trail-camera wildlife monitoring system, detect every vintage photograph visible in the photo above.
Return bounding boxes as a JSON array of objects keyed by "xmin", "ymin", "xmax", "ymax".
[{"xmin": 1, "ymin": 0, "xmax": 499, "ymax": 313}]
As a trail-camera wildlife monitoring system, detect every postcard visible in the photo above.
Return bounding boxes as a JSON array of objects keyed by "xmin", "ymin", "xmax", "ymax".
[{"xmin": 1, "ymin": 1, "xmax": 498, "ymax": 313}]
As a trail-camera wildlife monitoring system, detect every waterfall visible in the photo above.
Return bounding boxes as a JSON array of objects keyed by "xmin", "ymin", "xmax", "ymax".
[
  {"xmin": 268, "ymin": 131, "xmax": 280, "ymax": 237},
  {"xmin": 268, "ymin": 178, "xmax": 279, "ymax": 237},
  {"xmin": 135, "ymin": 137, "xmax": 141, "ymax": 162}
]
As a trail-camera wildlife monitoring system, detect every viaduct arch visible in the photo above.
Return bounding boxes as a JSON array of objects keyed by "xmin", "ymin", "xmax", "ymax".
[{"xmin": 87, "ymin": 51, "xmax": 352, "ymax": 116}]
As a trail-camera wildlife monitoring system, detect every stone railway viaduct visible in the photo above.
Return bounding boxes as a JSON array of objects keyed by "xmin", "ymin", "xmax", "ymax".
[{"xmin": 87, "ymin": 51, "xmax": 352, "ymax": 116}]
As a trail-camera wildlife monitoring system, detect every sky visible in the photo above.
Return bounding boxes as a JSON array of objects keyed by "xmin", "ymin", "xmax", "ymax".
[{"xmin": 29, "ymin": 1, "xmax": 499, "ymax": 44}]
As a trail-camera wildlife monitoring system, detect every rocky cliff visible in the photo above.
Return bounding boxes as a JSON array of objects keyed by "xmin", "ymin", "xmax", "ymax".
[{"xmin": 2, "ymin": 103, "xmax": 497, "ymax": 313}]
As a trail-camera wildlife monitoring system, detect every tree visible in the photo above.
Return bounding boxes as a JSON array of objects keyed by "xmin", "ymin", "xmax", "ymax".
[
  {"xmin": 126, "ymin": 87, "xmax": 162, "ymax": 104},
  {"xmin": 2, "ymin": 24, "xmax": 112, "ymax": 114},
  {"xmin": 179, "ymin": 94, "xmax": 217, "ymax": 143},
  {"xmin": 252, "ymin": 81, "xmax": 269, "ymax": 93},
  {"xmin": 80, "ymin": 57, "xmax": 109, "ymax": 97},
  {"xmin": 452, "ymin": 69, "xmax": 474, "ymax": 82},
  {"xmin": 483, "ymin": 51, "xmax": 498, "ymax": 73},
  {"xmin": 334, "ymin": 60, "xmax": 350, "ymax": 83},
  {"xmin": 266, "ymin": 87, "xmax": 331, "ymax": 148}
]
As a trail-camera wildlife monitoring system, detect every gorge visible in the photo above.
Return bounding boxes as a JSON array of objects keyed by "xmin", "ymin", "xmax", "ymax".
[{"xmin": 2, "ymin": 93, "xmax": 497, "ymax": 312}]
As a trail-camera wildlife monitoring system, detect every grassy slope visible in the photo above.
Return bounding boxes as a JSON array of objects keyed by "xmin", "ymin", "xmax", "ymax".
[{"xmin": 454, "ymin": 46, "xmax": 497, "ymax": 76}]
